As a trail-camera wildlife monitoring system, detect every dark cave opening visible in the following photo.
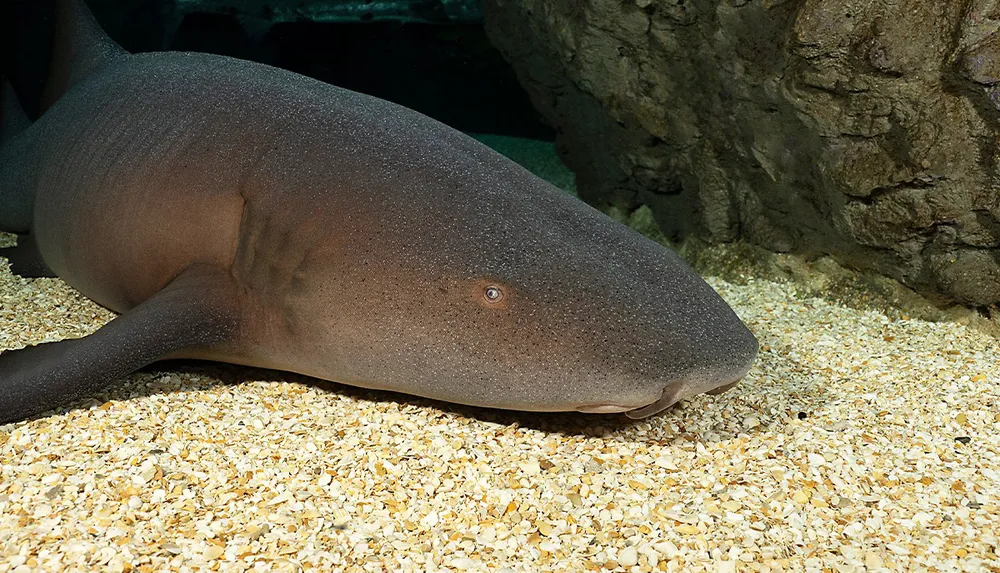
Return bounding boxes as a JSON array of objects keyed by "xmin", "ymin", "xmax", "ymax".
[
  {"xmin": 3, "ymin": 1, "xmax": 554, "ymax": 141},
  {"xmin": 163, "ymin": 10, "xmax": 554, "ymax": 139}
]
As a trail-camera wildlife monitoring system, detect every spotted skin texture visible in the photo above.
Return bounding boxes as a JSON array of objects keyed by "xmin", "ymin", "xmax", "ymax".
[{"xmin": 0, "ymin": 1, "xmax": 758, "ymax": 423}]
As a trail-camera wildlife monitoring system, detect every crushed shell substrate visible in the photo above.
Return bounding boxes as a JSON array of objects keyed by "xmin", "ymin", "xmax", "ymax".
[{"xmin": 1, "ymin": 260, "xmax": 998, "ymax": 573}]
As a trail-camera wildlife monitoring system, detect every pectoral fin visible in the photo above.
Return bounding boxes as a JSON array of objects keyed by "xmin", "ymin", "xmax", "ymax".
[{"xmin": 0, "ymin": 263, "xmax": 240, "ymax": 423}]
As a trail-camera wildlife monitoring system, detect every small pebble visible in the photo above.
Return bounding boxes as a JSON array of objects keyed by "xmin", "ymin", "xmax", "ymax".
[
  {"xmin": 618, "ymin": 546, "xmax": 638, "ymax": 567},
  {"xmin": 449, "ymin": 557, "xmax": 477, "ymax": 570},
  {"xmin": 203, "ymin": 546, "xmax": 224, "ymax": 560}
]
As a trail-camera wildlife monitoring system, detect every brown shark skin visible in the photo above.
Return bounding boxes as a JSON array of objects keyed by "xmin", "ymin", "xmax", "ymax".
[{"xmin": 0, "ymin": 1, "xmax": 758, "ymax": 423}]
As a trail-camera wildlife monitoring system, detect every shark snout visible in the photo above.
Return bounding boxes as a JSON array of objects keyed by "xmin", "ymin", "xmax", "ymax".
[
  {"xmin": 626, "ymin": 322, "xmax": 759, "ymax": 419},
  {"xmin": 574, "ymin": 317, "xmax": 759, "ymax": 418}
]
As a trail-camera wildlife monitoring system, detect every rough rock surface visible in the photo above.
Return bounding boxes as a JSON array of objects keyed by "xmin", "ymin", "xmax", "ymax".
[{"xmin": 482, "ymin": 0, "xmax": 1000, "ymax": 307}]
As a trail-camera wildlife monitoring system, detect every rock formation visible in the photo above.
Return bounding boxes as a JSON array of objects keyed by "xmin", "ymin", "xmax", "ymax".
[{"xmin": 483, "ymin": 0, "xmax": 1000, "ymax": 307}]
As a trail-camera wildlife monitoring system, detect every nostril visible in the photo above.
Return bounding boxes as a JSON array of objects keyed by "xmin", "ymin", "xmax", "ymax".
[
  {"xmin": 706, "ymin": 380, "xmax": 739, "ymax": 395},
  {"xmin": 624, "ymin": 384, "xmax": 687, "ymax": 419}
]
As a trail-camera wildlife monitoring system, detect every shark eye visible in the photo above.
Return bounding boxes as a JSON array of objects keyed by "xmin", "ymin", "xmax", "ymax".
[{"xmin": 483, "ymin": 286, "xmax": 504, "ymax": 303}]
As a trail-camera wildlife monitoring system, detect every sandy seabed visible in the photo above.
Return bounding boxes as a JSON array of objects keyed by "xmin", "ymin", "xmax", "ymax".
[{"xmin": 0, "ymin": 247, "xmax": 999, "ymax": 573}]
